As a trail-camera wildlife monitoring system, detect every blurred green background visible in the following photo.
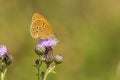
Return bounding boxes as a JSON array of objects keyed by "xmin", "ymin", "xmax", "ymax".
[{"xmin": 0, "ymin": 0, "xmax": 120, "ymax": 80}]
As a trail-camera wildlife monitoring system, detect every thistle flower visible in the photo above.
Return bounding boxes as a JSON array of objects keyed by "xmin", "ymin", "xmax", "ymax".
[
  {"xmin": 39, "ymin": 37, "xmax": 58, "ymax": 48},
  {"xmin": 0, "ymin": 44, "xmax": 13, "ymax": 80},
  {"xmin": 32, "ymin": 32, "xmax": 63, "ymax": 80},
  {"xmin": 0, "ymin": 45, "xmax": 8, "ymax": 59},
  {"xmin": 0, "ymin": 45, "xmax": 12, "ymax": 65},
  {"xmin": 35, "ymin": 37, "xmax": 58, "ymax": 56}
]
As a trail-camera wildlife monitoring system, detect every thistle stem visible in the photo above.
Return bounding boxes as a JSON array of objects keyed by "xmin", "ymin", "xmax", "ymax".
[
  {"xmin": 38, "ymin": 67, "xmax": 40, "ymax": 80},
  {"xmin": 1, "ymin": 68, "xmax": 7, "ymax": 80},
  {"xmin": 42, "ymin": 65, "xmax": 55, "ymax": 80},
  {"xmin": 37, "ymin": 56, "xmax": 42, "ymax": 80}
]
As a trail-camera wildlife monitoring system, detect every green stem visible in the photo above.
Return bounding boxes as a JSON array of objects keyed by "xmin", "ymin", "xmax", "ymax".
[
  {"xmin": 38, "ymin": 67, "xmax": 40, "ymax": 80},
  {"xmin": 43, "ymin": 65, "xmax": 55, "ymax": 80},
  {"xmin": 1, "ymin": 68, "xmax": 7, "ymax": 80},
  {"xmin": 37, "ymin": 56, "xmax": 41, "ymax": 80}
]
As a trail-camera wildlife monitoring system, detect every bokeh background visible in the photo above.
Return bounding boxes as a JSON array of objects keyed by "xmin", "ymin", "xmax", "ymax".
[{"xmin": 0, "ymin": 0, "xmax": 120, "ymax": 80}]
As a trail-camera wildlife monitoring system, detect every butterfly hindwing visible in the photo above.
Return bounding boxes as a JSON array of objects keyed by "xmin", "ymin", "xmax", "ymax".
[{"xmin": 30, "ymin": 13, "xmax": 54, "ymax": 39}]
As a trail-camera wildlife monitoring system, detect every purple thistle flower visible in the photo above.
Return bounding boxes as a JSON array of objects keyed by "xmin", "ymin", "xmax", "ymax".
[
  {"xmin": 39, "ymin": 38, "xmax": 58, "ymax": 47},
  {"xmin": 0, "ymin": 45, "xmax": 8, "ymax": 58}
]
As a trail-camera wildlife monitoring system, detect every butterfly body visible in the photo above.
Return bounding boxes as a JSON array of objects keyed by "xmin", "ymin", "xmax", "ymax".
[{"xmin": 30, "ymin": 13, "xmax": 54, "ymax": 39}]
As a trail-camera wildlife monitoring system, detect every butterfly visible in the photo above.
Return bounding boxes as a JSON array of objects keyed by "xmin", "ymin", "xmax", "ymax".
[{"xmin": 30, "ymin": 13, "xmax": 55, "ymax": 39}]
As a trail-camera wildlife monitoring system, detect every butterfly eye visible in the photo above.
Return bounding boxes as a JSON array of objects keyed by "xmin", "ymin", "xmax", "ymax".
[{"xmin": 41, "ymin": 22, "xmax": 46, "ymax": 28}]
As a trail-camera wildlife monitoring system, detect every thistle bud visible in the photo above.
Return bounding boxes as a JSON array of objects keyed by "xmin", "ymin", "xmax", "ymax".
[
  {"xmin": 41, "ymin": 47, "xmax": 54, "ymax": 63},
  {"xmin": 54, "ymin": 54, "xmax": 63, "ymax": 64},
  {"xmin": 35, "ymin": 44, "xmax": 45, "ymax": 55}
]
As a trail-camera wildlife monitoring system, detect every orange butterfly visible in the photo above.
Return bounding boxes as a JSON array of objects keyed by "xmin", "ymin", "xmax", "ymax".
[{"xmin": 30, "ymin": 13, "xmax": 55, "ymax": 39}]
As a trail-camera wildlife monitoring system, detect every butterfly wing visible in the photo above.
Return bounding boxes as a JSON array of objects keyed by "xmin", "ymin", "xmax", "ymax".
[{"xmin": 30, "ymin": 13, "xmax": 54, "ymax": 39}]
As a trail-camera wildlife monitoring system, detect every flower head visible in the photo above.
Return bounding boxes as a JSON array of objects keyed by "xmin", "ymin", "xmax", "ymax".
[
  {"xmin": 35, "ymin": 44, "xmax": 46, "ymax": 55},
  {"xmin": 0, "ymin": 45, "xmax": 8, "ymax": 58},
  {"xmin": 39, "ymin": 37, "xmax": 58, "ymax": 47},
  {"xmin": 54, "ymin": 54, "xmax": 63, "ymax": 64},
  {"xmin": 0, "ymin": 44, "xmax": 13, "ymax": 65}
]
